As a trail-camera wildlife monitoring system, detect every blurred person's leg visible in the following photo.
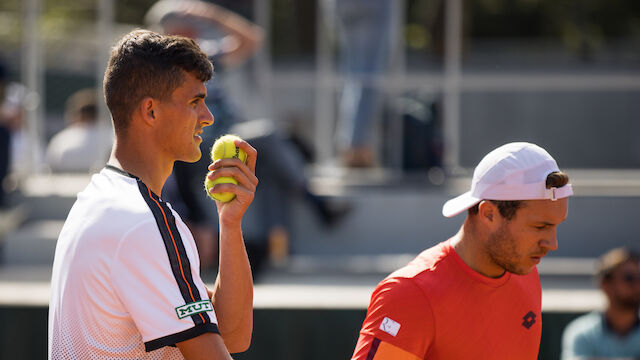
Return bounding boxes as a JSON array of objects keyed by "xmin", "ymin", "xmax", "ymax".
[
  {"xmin": 233, "ymin": 119, "xmax": 351, "ymax": 226},
  {"xmin": 240, "ymin": 154, "xmax": 286, "ymax": 279},
  {"xmin": 232, "ymin": 119, "xmax": 306, "ymax": 191},
  {"xmin": 229, "ymin": 119, "xmax": 353, "ymax": 278},
  {"xmin": 336, "ymin": 0, "xmax": 391, "ymax": 167}
]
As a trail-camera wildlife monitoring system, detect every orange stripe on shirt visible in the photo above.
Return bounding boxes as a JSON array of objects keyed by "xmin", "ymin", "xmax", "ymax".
[
  {"xmin": 374, "ymin": 341, "xmax": 422, "ymax": 360},
  {"xmin": 147, "ymin": 188, "xmax": 206, "ymax": 324}
]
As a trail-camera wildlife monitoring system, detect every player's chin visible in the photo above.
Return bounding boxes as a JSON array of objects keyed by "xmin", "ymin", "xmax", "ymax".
[
  {"xmin": 509, "ymin": 261, "xmax": 537, "ymax": 276},
  {"xmin": 520, "ymin": 266, "xmax": 536, "ymax": 275},
  {"xmin": 181, "ymin": 149, "xmax": 202, "ymax": 163}
]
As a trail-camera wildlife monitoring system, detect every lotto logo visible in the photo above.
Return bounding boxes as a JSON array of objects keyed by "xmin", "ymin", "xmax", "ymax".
[
  {"xmin": 175, "ymin": 300, "xmax": 213, "ymax": 319},
  {"xmin": 522, "ymin": 311, "xmax": 536, "ymax": 329}
]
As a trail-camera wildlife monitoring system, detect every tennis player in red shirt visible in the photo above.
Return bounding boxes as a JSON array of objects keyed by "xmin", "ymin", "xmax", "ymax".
[{"xmin": 352, "ymin": 142, "xmax": 572, "ymax": 360}]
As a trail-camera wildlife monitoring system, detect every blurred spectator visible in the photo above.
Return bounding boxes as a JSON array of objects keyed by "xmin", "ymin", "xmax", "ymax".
[
  {"xmin": 0, "ymin": 59, "xmax": 28, "ymax": 199},
  {"xmin": 0, "ymin": 59, "xmax": 12, "ymax": 208},
  {"xmin": 333, "ymin": 0, "xmax": 392, "ymax": 167},
  {"xmin": 0, "ymin": 58, "xmax": 27, "ymax": 237},
  {"xmin": 146, "ymin": 0, "xmax": 350, "ymax": 276},
  {"xmin": 561, "ymin": 247, "xmax": 640, "ymax": 360},
  {"xmin": 46, "ymin": 88, "xmax": 112, "ymax": 173},
  {"xmin": 230, "ymin": 118, "xmax": 351, "ymax": 272}
]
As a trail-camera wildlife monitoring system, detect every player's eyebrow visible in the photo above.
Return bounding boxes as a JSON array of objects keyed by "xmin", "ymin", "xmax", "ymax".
[{"xmin": 192, "ymin": 93, "xmax": 206, "ymax": 101}]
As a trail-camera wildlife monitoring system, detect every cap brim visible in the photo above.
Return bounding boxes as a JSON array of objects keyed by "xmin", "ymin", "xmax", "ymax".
[{"xmin": 442, "ymin": 191, "xmax": 481, "ymax": 218}]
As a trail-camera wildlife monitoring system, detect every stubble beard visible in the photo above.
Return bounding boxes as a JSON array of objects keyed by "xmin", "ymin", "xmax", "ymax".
[{"xmin": 486, "ymin": 223, "xmax": 531, "ymax": 276}]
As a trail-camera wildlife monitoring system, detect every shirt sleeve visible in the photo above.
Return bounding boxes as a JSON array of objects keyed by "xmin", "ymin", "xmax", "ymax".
[
  {"xmin": 352, "ymin": 277, "xmax": 434, "ymax": 360},
  {"xmin": 111, "ymin": 219, "xmax": 219, "ymax": 352}
]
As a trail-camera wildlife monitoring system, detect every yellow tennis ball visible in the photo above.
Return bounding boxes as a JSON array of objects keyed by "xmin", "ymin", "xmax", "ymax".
[
  {"xmin": 204, "ymin": 134, "xmax": 247, "ymax": 202},
  {"xmin": 210, "ymin": 134, "xmax": 247, "ymax": 163},
  {"xmin": 204, "ymin": 174, "xmax": 238, "ymax": 202}
]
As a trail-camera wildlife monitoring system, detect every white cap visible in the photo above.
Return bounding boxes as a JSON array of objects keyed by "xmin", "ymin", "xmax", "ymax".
[{"xmin": 442, "ymin": 142, "xmax": 573, "ymax": 218}]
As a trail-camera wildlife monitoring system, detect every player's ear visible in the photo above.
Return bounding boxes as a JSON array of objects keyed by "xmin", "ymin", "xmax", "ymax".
[
  {"xmin": 477, "ymin": 200, "xmax": 497, "ymax": 226},
  {"xmin": 138, "ymin": 97, "xmax": 157, "ymax": 126}
]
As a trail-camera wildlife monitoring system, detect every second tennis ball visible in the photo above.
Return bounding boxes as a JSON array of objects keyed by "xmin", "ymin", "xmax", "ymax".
[{"xmin": 204, "ymin": 134, "xmax": 247, "ymax": 202}]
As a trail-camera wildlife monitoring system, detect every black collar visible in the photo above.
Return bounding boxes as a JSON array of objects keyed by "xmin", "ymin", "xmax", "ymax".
[{"xmin": 104, "ymin": 164, "xmax": 137, "ymax": 179}]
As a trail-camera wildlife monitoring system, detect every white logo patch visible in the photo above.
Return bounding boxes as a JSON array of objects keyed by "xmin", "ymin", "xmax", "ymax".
[
  {"xmin": 379, "ymin": 317, "xmax": 401, "ymax": 337},
  {"xmin": 175, "ymin": 300, "xmax": 213, "ymax": 319}
]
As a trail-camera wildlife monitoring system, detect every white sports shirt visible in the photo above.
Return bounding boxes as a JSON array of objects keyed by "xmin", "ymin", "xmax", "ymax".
[{"xmin": 49, "ymin": 166, "xmax": 219, "ymax": 359}]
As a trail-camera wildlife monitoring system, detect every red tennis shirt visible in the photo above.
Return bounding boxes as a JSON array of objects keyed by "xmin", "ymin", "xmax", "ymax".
[{"xmin": 352, "ymin": 240, "xmax": 542, "ymax": 360}]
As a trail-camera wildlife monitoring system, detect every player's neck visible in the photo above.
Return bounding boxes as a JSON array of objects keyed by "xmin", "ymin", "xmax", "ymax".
[
  {"xmin": 108, "ymin": 136, "xmax": 173, "ymax": 196},
  {"xmin": 452, "ymin": 221, "xmax": 507, "ymax": 279}
]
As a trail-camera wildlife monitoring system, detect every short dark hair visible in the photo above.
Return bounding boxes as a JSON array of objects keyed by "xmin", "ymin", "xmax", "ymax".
[
  {"xmin": 468, "ymin": 171, "xmax": 570, "ymax": 220},
  {"xmin": 597, "ymin": 247, "xmax": 640, "ymax": 282},
  {"xmin": 103, "ymin": 29, "xmax": 213, "ymax": 134}
]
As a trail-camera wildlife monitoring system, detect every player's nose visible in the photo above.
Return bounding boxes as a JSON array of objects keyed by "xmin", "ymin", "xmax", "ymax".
[
  {"xmin": 540, "ymin": 228, "xmax": 558, "ymax": 252},
  {"xmin": 201, "ymin": 106, "xmax": 214, "ymax": 127}
]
